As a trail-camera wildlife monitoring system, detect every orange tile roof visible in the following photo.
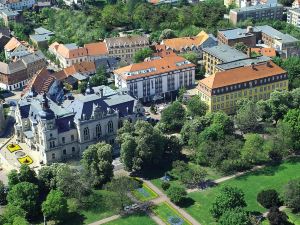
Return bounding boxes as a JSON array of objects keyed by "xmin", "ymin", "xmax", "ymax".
[
  {"xmin": 64, "ymin": 61, "xmax": 95, "ymax": 76},
  {"xmin": 52, "ymin": 61, "xmax": 96, "ymax": 81},
  {"xmin": 114, "ymin": 55, "xmax": 195, "ymax": 81},
  {"xmin": 84, "ymin": 42, "xmax": 108, "ymax": 56},
  {"xmin": 163, "ymin": 31, "xmax": 209, "ymax": 52},
  {"xmin": 55, "ymin": 44, "xmax": 88, "ymax": 59},
  {"xmin": 152, "ymin": 44, "xmax": 177, "ymax": 58},
  {"xmin": 4, "ymin": 37, "xmax": 21, "ymax": 51},
  {"xmin": 23, "ymin": 68, "xmax": 56, "ymax": 95},
  {"xmin": 251, "ymin": 47, "xmax": 276, "ymax": 57},
  {"xmin": 198, "ymin": 61, "xmax": 286, "ymax": 90}
]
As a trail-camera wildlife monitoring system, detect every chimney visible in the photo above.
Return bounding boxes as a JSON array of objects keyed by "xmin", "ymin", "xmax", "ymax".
[
  {"xmin": 248, "ymin": 47, "xmax": 251, "ymax": 57},
  {"xmin": 266, "ymin": 61, "xmax": 271, "ymax": 67},
  {"xmin": 251, "ymin": 62, "xmax": 255, "ymax": 69}
]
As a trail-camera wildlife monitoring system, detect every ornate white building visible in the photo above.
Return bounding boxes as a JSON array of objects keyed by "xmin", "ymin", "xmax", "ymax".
[{"xmin": 14, "ymin": 84, "xmax": 144, "ymax": 164}]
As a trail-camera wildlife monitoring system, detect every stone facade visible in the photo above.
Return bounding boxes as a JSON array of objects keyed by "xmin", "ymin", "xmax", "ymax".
[{"xmin": 14, "ymin": 85, "xmax": 144, "ymax": 164}]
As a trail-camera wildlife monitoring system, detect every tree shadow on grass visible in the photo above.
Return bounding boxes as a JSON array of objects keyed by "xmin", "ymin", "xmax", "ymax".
[
  {"xmin": 58, "ymin": 212, "xmax": 85, "ymax": 225},
  {"xmin": 235, "ymin": 164, "xmax": 287, "ymax": 181},
  {"xmin": 178, "ymin": 197, "xmax": 195, "ymax": 208}
]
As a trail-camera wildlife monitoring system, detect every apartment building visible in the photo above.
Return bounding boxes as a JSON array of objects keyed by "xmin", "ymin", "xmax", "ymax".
[
  {"xmin": 229, "ymin": 4, "xmax": 283, "ymax": 25},
  {"xmin": 203, "ymin": 44, "xmax": 248, "ymax": 75},
  {"xmin": 257, "ymin": 25, "xmax": 300, "ymax": 57},
  {"xmin": 161, "ymin": 31, "xmax": 217, "ymax": 58},
  {"xmin": 1, "ymin": 0, "xmax": 35, "ymax": 10},
  {"xmin": 49, "ymin": 42, "xmax": 108, "ymax": 68},
  {"xmin": 287, "ymin": 8, "xmax": 300, "ymax": 28},
  {"xmin": 114, "ymin": 55, "xmax": 196, "ymax": 102},
  {"xmin": 197, "ymin": 61, "xmax": 288, "ymax": 114},
  {"xmin": 218, "ymin": 26, "xmax": 257, "ymax": 47},
  {"xmin": 0, "ymin": 4, "xmax": 19, "ymax": 26},
  {"xmin": 104, "ymin": 35, "xmax": 149, "ymax": 63},
  {"xmin": 0, "ymin": 51, "xmax": 46, "ymax": 90}
]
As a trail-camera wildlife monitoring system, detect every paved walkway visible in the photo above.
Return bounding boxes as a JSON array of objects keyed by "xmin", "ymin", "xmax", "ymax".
[
  {"xmin": 143, "ymin": 179, "xmax": 202, "ymax": 225},
  {"xmin": 89, "ymin": 215, "xmax": 121, "ymax": 225},
  {"xmin": 187, "ymin": 165, "xmax": 264, "ymax": 193},
  {"xmin": 262, "ymin": 206, "xmax": 287, "ymax": 217}
]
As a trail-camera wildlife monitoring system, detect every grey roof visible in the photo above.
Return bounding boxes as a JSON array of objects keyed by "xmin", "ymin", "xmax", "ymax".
[
  {"xmin": 218, "ymin": 28, "xmax": 257, "ymax": 40},
  {"xmin": 64, "ymin": 85, "xmax": 136, "ymax": 120},
  {"xmin": 1, "ymin": 8, "xmax": 18, "ymax": 17},
  {"xmin": 203, "ymin": 44, "xmax": 248, "ymax": 62},
  {"xmin": 216, "ymin": 55, "xmax": 270, "ymax": 70},
  {"xmin": 255, "ymin": 25, "xmax": 299, "ymax": 44},
  {"xmin": 95, "ymin": 57, "xmax": 120, "ymax": 70},
  {"xmin": 231, "ymin": 3, "xmax": 283, "ymax": 13},
  {"xmin": 34, "ymin": 27, "xmax": 54, "ymax": 35},
  {"xmin": 30, "ymin": 34, "xmax": 52, "ymax": 43},
  {"xmin": 21, "ymin": 51, "xmax": 45, "ymax": 65},
  {"xmin": 71, "ymin": 72, "xmax": 88, "ymax": 81},
  {"xmin": 64, "ymin": 43, "xmax": 78, "ymax": 50}
]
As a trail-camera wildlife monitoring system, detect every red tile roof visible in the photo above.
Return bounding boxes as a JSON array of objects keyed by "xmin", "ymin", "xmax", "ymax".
[
  {"xmin": 198, "ymin": 61, "xmax": 286, "ymax": 90},
  {"xmin": 114, "ymin": 55, "xmax": 195, "ymax": 81}
]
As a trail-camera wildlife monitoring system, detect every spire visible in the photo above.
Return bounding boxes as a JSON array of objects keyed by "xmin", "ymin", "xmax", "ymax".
[{"xmin": 85, "ymin": 82, "xmax": 94, "ymax": 95}]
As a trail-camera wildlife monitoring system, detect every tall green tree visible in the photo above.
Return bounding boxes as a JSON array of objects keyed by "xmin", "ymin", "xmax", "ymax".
[
  {"xmin": 7, "ymin": 182, "xmax": 39, "ymax": 218},
  {"xmin": 0, "ymin": 180, "xmax": 7, "ymax": 205},
  {"xmin": 2, "ymin": 205, "xmax": 26, "ymax": 225},
  {"xmin": 282, "ymin": 109, "xmax": 300, "ymax": 152},
  {"xmin": 42, "ymin": 190, "xmax": 68, "ymax": 222},
  {"xmin": 81, "ymin": 142, "xmax": 113, "ymax": 188},
  {"xmin": 210, "ymin": 186, "xmax": 247, "ymax": 219},
  {"xmin": 283, "ymin": 178, "xmax": 300, "ymax": 212},
  {"xmin": 241, "ymin": 134, "xmax": 269, "ymax": 165},
  {"xmin": 186, "ymin": 95, "xmax": 208, "ymax": 118},
  {"xmin": 235, "ymin": 100, "xmax": 260, "ymax": 134},
  {"xmin": 90, "ymin": 66, "xmax": 108, "ymax": 87},
  {"xmin": 119, "ymin": 120, "xmax": 165, "ymax": 171},
  {"xmin": 161, "ymin": 101, "xmax": 186, "ymax": 132},
  {"xmin": 219, "ymin": 208, "xmax": 251, "ymax": 225},
  {"xmin": 133, "ymin": 47, "xmax": 154, "ymax": 63}
]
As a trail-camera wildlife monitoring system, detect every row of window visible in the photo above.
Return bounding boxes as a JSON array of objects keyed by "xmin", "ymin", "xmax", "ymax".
[
  {"xmin": 212, "ymin": 82, "xmax": 287, "ymax": 103},
  {"xmin": 212, "ymin": 75, "xmax": 287, "ymax": 95},
  {"xmin": 83, "ymin": 121, "xmax": 114, "ymax": 141}
]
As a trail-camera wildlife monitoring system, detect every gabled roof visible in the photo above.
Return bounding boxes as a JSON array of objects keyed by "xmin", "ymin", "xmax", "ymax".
[
  {"xmin": 162, "ymin": 31, "xmax": 210, "ymax": 51},
  {"xmin": 23, "ymin": 68, "xmax": 56, "ymax": 94},
  {"xmin": 50, "ymin": 42, "xmax": 88, "ymax": 59},
  {"xmin": 114, "ymin": 55, "xmax": 195, "ymax": 81},
  {"xmin": 4, "ymin": 37, "xmax": 21, "ymax": 51},
  {"xmin": 198, "ymin": 61, "xmax": 286, "ymax": 90},
  {"xmin": 84, "ymin": 42, "xmax": 108, "ymax": 56}
]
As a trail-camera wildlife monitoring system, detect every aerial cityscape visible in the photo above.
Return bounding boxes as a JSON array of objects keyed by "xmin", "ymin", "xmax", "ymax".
[{"xmin": 0, "ymin": 0, "xmax": 300, "ymax": 224}]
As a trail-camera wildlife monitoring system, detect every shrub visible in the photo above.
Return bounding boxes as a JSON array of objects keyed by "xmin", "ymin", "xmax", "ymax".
[
  {"xmin": 167, "ymin": 185, "xmax": 187, "ymax": 205},
  {"xmin": 161, "ymin": 182, "xmax": 170, "ymax": 191},
  {"xmin": 257, "ymin": 189, "xmax": 281, "ymax": 209}
]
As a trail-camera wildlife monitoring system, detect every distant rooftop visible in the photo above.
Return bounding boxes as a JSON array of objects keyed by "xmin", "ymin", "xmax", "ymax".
[
  {"xmin": 34, "ymin": 27, "xmax": 54, "ymax": 35},
  {"xmin": 218, "ymin": 28, "xmax": 257, "ymax": 40},
  {"xmin": 216, "ymin": 56, "xmax": 270, "ymax": 71},
  {"xmin": 231, "ymin": 3, "xmax": 283, "ymax": 12},
  {"xmin": 203, "ymin": 44, "xmax": 248, "ymax": 62},
  {"xmin": 289, "ymin": 8, "xmax": 300, "ymax": 14},
  {"xmin": 64, "ymin": 43, "xmax": 78, "ymax": 50},
  {"xmin": 256, "ymin": 25, "xmax": 299, "ymax": 43},
  {"xmin": 30, "ymin": 34, "xmax": 52, "ymax": 43}
]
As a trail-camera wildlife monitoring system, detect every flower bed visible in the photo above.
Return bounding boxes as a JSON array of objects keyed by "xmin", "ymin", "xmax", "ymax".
[
  {"xmin": 132, "ymin": 183, "xmax": 158, "ymax": 202},
  {"xmin": 153, "ymin": 202, "xmax": 192, "ymax": 225},
  {"xmin": 7, "ymin": 144, "xmax": 22, "ymax": 152},
  {"xmin": 17, "ymin": 155, "xmax": 33, "ymax": 165}
]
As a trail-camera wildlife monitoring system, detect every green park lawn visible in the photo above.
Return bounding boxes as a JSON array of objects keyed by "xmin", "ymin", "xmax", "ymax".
[
  {"xmin": 60, "ymin": 190, "xmax": 119, "ymax": 225},
  {"xmin": 153, "ymin": 202, "xmax": 192, "ymax": 225},
  {"xmin": 151, "ymin": 163, "xmax": 221, "ymax": 192},
  {"xmin": 184, "ymin": 157, "xmax": 300, "ymax": 225},
  {"xmin": 132, "ymin": 183, "xmax": 158, "ymax": 202},
  {"xmin": 105, "ymin": 213, "xmax": 157, "ymax": 225},
  {"xmin": 286, "ymin": 209, "xmax": 300, "ymax": 225}
]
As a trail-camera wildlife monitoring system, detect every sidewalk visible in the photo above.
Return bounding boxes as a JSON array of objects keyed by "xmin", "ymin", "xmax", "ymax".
[
  {"xmin": 187, "ymin": 165, "xmax": 264, "ymax": 193},
  {"xmin": 88, "ymin": 215, "xmax": 121, "ymax": 225}
]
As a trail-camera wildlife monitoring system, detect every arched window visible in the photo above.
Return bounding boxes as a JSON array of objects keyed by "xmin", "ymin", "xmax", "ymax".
[
  {"xmin": 96, "ymin": 124, "xmax": 102, "ymax": 138},
  {"xmin": 83, "ymin": 127, "xmax": 90, "ymax": 141},
  {"xmin": 118, "ymin": 120, "xmax": 123, "ymax": 129},
  {"xmin": 52, "ymin": 153, "xmax": 55, "ymax": 159},
  {"xmin": 107, "ymin": 121, "xmax": 114, "ymax": 133}
]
